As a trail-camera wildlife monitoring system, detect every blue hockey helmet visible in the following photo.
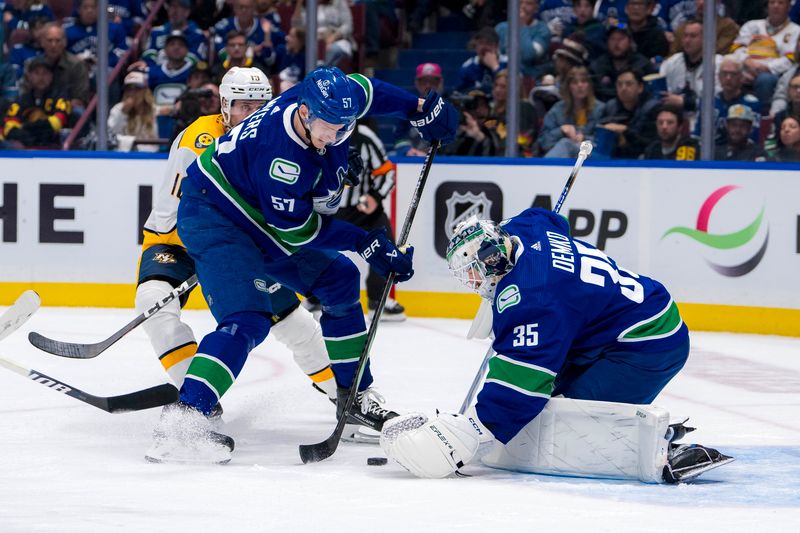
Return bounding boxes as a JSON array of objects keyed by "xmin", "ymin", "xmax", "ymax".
[
  {"xmin": 299, "ymin": 67, "xmax": 358, "ymax": 144},
  {"xmin": 446, "ymin": 217, "xmax": 514, "ymax": 300}
]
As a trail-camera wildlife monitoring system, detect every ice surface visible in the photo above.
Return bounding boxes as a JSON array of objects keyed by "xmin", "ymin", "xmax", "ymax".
[{"xmin": 0, "ymin": 307, "xmax": 798, "ymax": 532}]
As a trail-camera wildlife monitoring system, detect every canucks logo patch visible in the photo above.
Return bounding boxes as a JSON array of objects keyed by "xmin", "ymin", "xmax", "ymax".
[
  {"xmin": 496, "ymin": 284, "xmax": 521, "ymax": 313},
  {"xmin": 195, "ymin": 132, "xmax": 214, "ymax": 149},
  {"xmin": 270, "ymin": 158, "xmax": 301, "ymax": 184},
  {"xmin": 153, "ymin": 252, "xmax": 177, "ymax": 264}
]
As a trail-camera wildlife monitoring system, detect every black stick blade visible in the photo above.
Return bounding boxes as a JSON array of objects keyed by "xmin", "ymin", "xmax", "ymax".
[
  {"xmin": 103, "ymin": 383, "xmax": 179, "ymax": 413},
  {"xmin": 28, "ymin": 331, "xmax": 109, "ymax": 359},
  {"xmin": 299, "ymin": 435, "xmax": 340, "ymax": 464}
]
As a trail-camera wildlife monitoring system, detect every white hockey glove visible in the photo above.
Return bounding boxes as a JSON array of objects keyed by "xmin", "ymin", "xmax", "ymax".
[{"xmin": 380, "ymin": 408, "xmax": 494, "ymax": 478}]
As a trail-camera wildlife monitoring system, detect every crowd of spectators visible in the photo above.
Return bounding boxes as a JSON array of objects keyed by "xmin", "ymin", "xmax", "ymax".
[{"xmin": 0, "ymin": 0, "xmax": 798, "ymax": 161}]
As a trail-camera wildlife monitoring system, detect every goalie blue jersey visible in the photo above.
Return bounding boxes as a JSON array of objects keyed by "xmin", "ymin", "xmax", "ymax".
[
  {"xmin": 185, "ymin": 74, "xmax": 419, "ymax": 258},
  {"xmin": 476, "ymin": 208, "xmax": 688, "ymax": 443}
]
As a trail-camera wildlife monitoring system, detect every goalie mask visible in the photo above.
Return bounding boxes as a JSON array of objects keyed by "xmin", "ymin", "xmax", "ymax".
[
  {"xmin": 219, "ymin": 66, "xmax": 272, "ymax": 128},
  {"xmin": 446, "ymin": 217, "xmax": 514, "ymax": 300}
]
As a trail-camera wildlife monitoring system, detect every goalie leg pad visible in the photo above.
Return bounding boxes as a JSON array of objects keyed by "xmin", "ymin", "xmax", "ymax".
[
  {"xmin": 380, "ymin": 412, "xmax": 481, "ymax": 478},
  {"xmin": 136, "ymin": 280, "xmax": 197, "ymax": 387},
  {"xmin": 481, "ymin": 398, "xmax": 671, "ymax": 483}
]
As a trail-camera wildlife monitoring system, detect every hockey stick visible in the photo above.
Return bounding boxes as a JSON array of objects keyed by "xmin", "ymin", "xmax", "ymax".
[
  {"xmin": 299, "ymin": 140, "xmax": 441, "ymax": 464},
  {"xmin": 28, "ymin": 274, "xmax": 198, "ymax": 358},
  {"xmin": 0, "ymin": 293, "xmax": 179, "ymax": 412},
  {"xmin": 457, "ymin": 141, "xmax": 594, "ymax": 415}
]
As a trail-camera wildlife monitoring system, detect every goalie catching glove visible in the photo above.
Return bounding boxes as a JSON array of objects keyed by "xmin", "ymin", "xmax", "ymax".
[
  {"xmin": 408, "ymin": 91, "xmax": 458, "ymax": 145},
  {"xmin": 357, "ymin": 228, "xmax": 414, "ymax": 282},
  {"xmin": 380, "ymin": 408, "xmax": 494, "ymax": 478}
]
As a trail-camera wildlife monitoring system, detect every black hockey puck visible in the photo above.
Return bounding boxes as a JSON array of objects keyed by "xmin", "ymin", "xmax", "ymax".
[{"xmin": 367, "ymin": 457, "xmax": 388, "ymax": 466}]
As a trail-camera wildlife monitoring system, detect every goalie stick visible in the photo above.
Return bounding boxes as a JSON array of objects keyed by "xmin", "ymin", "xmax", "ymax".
[
  {"xmin": 0, "ymin": 291, "xmax": 179, "ymax": 412},
  {"xmin": 299, "ymin": 140, "xmax": 441, "ymax": 464},
  {"xmin": 28, "ymin": 274, "xmax": 198, "ymax": 358},
  {"xmin": 458, "ymin": 141, "xmax": 594, "ymax": 415}
]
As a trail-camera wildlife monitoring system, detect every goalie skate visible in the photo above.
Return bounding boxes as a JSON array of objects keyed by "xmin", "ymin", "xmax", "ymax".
[
  {"xmin": 145, "ymin": 402, "xmax": 234, "ymax": 465},
  {"xmin": 662, "ymin": 443, "xmax": 734, "ymax": 483}
]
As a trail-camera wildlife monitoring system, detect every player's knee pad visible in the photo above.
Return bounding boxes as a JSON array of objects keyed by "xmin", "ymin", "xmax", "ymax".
[
  {"xmin": 217, "ymin": 311, "xmax": 271, "ymax": 352},
  {"xmin": 135, "ymin": 280, "xmax": 195, "ymax": 353}
]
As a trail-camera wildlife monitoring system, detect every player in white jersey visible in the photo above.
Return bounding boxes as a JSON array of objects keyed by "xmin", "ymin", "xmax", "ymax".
[{"xmin": 135, "ymin": 67, "xmax": 338, "ymax": 414}]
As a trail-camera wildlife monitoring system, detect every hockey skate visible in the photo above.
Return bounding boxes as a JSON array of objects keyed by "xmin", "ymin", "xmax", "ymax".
[
  {"xmin": 145, "ymin": 401, "xmax": 234, "ymax": 465},
  {"xmin": 662, "ymin": 443, "xmax": 734, "ymax": 483},
  {"xmin": 337, "ymin": 387, "xmax": 399, "ymax": 444},
  {"xmin": 368, "ymin": 298, "xmax": 406, "ymax": 322}
]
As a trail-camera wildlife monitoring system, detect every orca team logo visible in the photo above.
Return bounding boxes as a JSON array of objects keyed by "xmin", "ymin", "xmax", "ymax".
[
  {"xmin": 662, "ymin": 185, "xmax": 768, "ymax": 277},
  {"xmin": 434, "ymin": 181, "xmax": 502, "ymax": 257}
]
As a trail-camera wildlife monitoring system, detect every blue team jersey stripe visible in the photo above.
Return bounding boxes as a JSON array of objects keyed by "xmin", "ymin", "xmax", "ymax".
[
  {"xmin": 486, "ymin": 354, "xmax": 556, "ymax": 397},
  {"xmin": 617, "ymin": 299, "xmax": 685, "ymax": 342},
  {"xmin": 197, "ymin": 143, "xmax": 300, "ymax": 255},
  {"xmin": 348, "ymin": 73, "xmax": 373, "ymax": 118}
]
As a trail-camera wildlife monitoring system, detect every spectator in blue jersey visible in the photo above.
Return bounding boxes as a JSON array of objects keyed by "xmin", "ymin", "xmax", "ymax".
[
  {"xmin": 214, "ymin": 0, "xmax": 284, "ymax": 60},
  {"xmin": 590, "ymin": 24, "xmax": 656, "ymax": 101},
  {"xmin": 540, "ymin": 65, "xmax": 605, "ymax": 157},
  {"xmin": 272, "ymin": 26, "xmax": 306, "ymax": 93},
  {"xmin": 715, "ymin": 104, "xmax": 766, "ymax": 161},
  {"xmin": 457, "ymin": 27, "xmax": 509, "ymax": 94},
  {"xmin": 107, "ymin": 0, "xmax": 145, "ymax": 36},
  {"xmin": 697, "ymin": 57, "xmax": 760, "ymax": 144},
  {"xmin": 211, "ymin": 30, "xmax": 267, "ymax": 84},
  {"xmin": 64, "ymin": 0, "xmax": 129, "ymax": 77},
  {"xmin": 3, "ymin": 0, "xmax": 53, "ymax": 32},
  {"xmin": 642, "ymin": 105, "xmax": 699, "ymax": 160},
  {"xmin": 564, "ymin": 0, "xmax": 608, "ymax": 58},
  {"xmin": 8, "ymin": 14, "xmax": 49, "ymax": 80},
  {"xmin": 38, "ymin": 23, "xmax": 90, "ymax": 111},
  {"xmin": 142, "ymin": 31, "xmax": 195, "ymax": 108},
  {"xmin": 143, "ymin": 0, "xmax": 208, "ymax": 66},
  {"xmin": 379, "ymin": 210, "xmax": 732, "ymax": 483},
  {"xmin": 599, "ymin": 68, "xmax": 660, "ymax": 158},
  {"xmin": 495, "ymin": 0, "xmax": 550, "ymax": 79},
  {"xmin": 626, "ymin": 0, "xmax": 669, "ymax": 61},
  {"xmin": 594, "ymin": 0, "xmax": 628, "ymax": 25},
  {"xmin": 147, "ymin": 67, "xmax": 458, "ymax": 463}
]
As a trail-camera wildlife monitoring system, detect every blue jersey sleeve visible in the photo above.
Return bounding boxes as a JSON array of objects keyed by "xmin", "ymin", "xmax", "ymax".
[{"xmin": 347, "ymin": 74, "xmax": 419, "ymax": 120}]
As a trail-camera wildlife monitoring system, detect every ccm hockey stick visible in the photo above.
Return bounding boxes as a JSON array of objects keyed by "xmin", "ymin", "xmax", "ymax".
[
  {"xmin": 458, "ymin": 141, "xmax": 594, "ymax": 414},
  {"xmin": 29, "ymin": 274, "xmax": 198, "ymax": 358},
  {"xmin": 299, "ymin": 140, "xmax": 441, "ymax": 464},
  {"xmin": 0, "ymin": 291, "xmax": 179, "ymax": 412}
]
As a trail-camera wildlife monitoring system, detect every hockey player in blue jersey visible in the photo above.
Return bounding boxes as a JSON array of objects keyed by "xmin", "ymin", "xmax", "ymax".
[
  {"xmin": 148, "ymin": 66, "xmax": 458, "ymax": 463},
  {"xmin": 381, "ymin": 208, "xmax": 733, "ymax": 483}
]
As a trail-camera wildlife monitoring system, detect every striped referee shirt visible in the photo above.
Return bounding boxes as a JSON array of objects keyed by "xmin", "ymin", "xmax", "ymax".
[{"xmin": 341, "ymin": 124, "xmax": 396, "ymax": 208}]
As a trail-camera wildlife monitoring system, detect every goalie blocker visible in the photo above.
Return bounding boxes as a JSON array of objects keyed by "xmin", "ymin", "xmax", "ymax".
[{"xmin": 380, "ymin": 398, "xmax": 733, "ymax": 483}]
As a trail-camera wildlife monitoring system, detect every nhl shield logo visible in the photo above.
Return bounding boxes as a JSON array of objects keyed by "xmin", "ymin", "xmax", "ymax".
[{"xmin": 434, "ymin": 181, "xmax": 503, "ymax": 258}]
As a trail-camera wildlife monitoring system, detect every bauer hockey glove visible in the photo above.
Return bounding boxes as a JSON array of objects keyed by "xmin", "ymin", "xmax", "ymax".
[
  {"xmin": 358, "ymin": 228, "xmax": 414, "ymax": 282},
  {"xmin": 408, "ymin": 91, "xmax": 458, "ymax": 145},
  {"xmin": 344, "ymin": 146, "xmax": 364, "ymax": 188}
]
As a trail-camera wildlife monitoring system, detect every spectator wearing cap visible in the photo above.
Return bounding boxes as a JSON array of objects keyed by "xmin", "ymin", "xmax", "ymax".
[
  {"xmin": 660, "ymin": 19, "xmax": 721, "ymax": 118},
  {"xmin": 642, "ymin": 105, "xmax": 700, "ymax": 160},
  {"xmin": 36, "ymin": 23, "xmax": 90, "ymax": 112},
  {"xmin": 63, "ymin": 0, "xmax": 129, "ymax": 77},
  {"xmin": 599, "ymin": 68, "xmax": 660, "ymax": 158},
  {"xmin": 540, "ymin": 65, "xmax": 606, "ymax": 157},
  {"xmin": 495, "ymin": 0, "xmax": 549, "ymax": 78},
  {"xmin": 626, "ymin": 0, "xmax": 669, "ymax": 60},
  {"xmin": 590, "ymin": 23, "xmax": 656, "ymax": 101},
  {"xmin": 729, "ymin": 0, "xmax": 800, "ymax": 112},
  {"xmin": 697, "ymin": 57, "xmax": 760, "ymax": 143},
  {"xmin": 553, "ymin": 35, "xmax": 589, "ymax": 86},
  {"xmin": 2, "ymin": 56, "xmax": 73, "ymax": 148},
  {"xmin": 715, "ymin": 104, "xmax": 766, "ymax": 161},
  {"xmin": 485, "ymin": 69, "xmax": 541, "ymax": 156},
  {"xmin": 143, "ymin": 0, "xmax": 208, "ymax": 66},
  {"xmin": 415, "ymin": 62, "xmax": 444, "ymax": 96},
  {"xmin": 268, "ymin": 26, "xmax": 306, "ymax": 93},
  {"xmin": 142, "ymin": 31, "xmax": 195, "ymax": 108},
  {"xmin": 564, "ymin": 0, "xmax": 608, "ymax": 58},
  {"xmin": 211, "ymin": 30, "xmax": 268, "ymax": 84},
  {"xmin": 671, "ymin": 0, "xmax": 739, "ymax": 56},
  {"xmin": 457, "ymin": 27, "xmax": 509, "ymax": 94},
  {"xmin": 108, "ymin": 71, "xmax": 159, "ymax": 152},
  {"xmin": 770, "ymin": 115, "xmax": 800, "ymax": 161}
]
